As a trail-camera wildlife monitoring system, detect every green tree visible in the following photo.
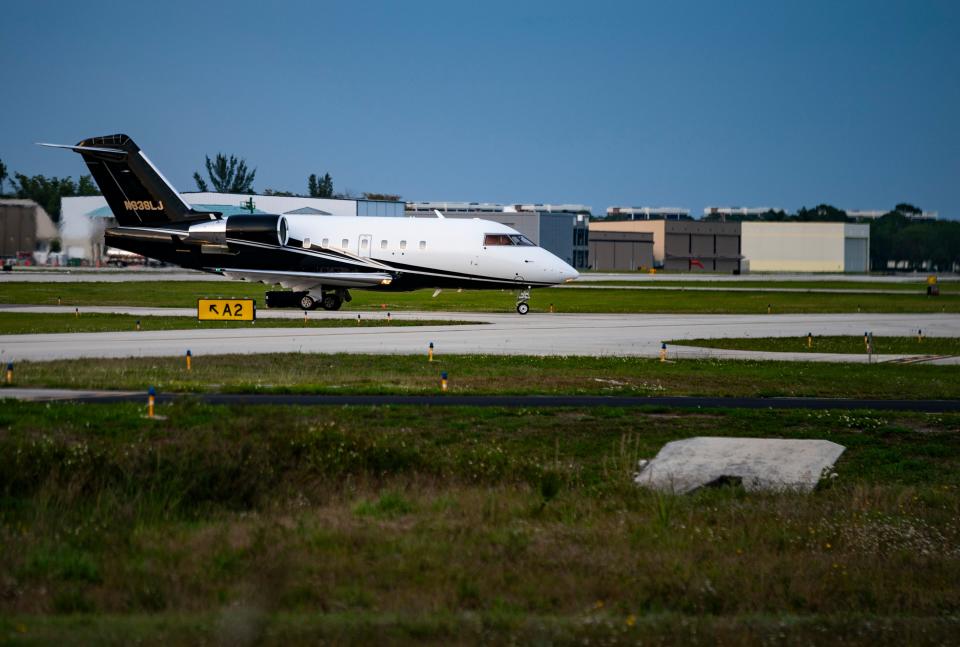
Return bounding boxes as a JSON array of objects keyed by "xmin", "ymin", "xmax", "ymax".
[
  {"xmin": 869, "ymin": 214, "xmax": 960, "ymax": 272},
  {"xmin": 362, "ymin": 192, "xmax": 402, "ymax": 201},
  {"xmin": 308, "ymin": 172, "xmax": 334, "ymax": 198},
  {"xmin": 193, "ymin": 153, "xmax": 256, "ymax": 193},
  {"xmin": 868, "ymin": 212, "xmax": 908, "ymax": 270},
  {"xmin": 895, "ymin": 203, "xmax": 921, "ymax": 215},
  {"xmin": 77, "ymin": 175, "xmax": 100, "ymax": 196},
  {"xmin": 795, "ymin": 204, "xmax": 847, "ymax": 222},
  {"xmin": 10, "ymin": 173, "xmax": 100, "ymax": 222},
  {"xmin": 0, "ymin": 159, "xmax": 7, "ymax": 196}
]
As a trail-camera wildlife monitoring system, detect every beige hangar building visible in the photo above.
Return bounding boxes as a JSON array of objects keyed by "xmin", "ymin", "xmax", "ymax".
[
  {"xmin": 590, "ymin": 213, "xmax": 871, "ymax": 273},
  {"xmin": 739, "ymin": 222, "xmax": 870, "ymax": 273}
]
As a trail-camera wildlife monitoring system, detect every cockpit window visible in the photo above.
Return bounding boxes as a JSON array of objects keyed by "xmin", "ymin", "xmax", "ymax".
[
  {"xmin": 484, "ymin": 234, "xmax": 514, "ymax": 246},
  {"xmin": 483, "ymin": 233, "xmax": 536, "ymax": 247}
]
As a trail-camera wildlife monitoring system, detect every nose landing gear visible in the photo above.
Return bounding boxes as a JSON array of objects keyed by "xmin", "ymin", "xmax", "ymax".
[{"xmin": 516, "ymin": 288, "xmax": 531, "ymax": 315}]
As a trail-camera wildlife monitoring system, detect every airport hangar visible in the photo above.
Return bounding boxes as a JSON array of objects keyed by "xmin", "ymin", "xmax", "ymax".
[
  {"xmin": 590, "ymin": 207, "xmax": 870, "ymax": 273},
  {"xmin": 60, "ymin": 195, "xmax": 590, "ymax": 270},
  {"xmin": 0, "ymin": 199, "xmax": 59, "ymax": 262}
]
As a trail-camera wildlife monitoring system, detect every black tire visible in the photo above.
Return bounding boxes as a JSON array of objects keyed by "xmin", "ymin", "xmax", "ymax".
[
  {"xmin": 516, "ymin": 302, "xmax": 530, "ymax": 315},
  {"xmin": 321, "ymin": 293, "xmax": 343, "ymax": 311},
  {"xmin": 299, "ymin": 294, "xmax": 316, "ymax": 310}
]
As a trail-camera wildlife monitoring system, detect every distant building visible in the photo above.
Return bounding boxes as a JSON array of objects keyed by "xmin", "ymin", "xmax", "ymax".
[
  {"xmin": 703, "ymin": 207, "xmax": 783, "ymax": 219},
  {"xmin": 605, "ymin": 206, "xmax": 691, "ymax": 221},
  {"xmin": 0, "ymin": 199, "xmax": 59, "ymax": 261},
  {"xmin": 60, "ymin": 192, "xmax": 404, "ymax": 262},
  {"xmin": 740, "ymin": 222, "xmax": 869, "ymax": 272},
  {"xmin": 407, "ymin": 201, "xmax": 591, "ymax": 215},
  {"xmin": 589, "ymin": 220, "xmax": 742, "ymax": 272},
  {"xmin": 847, "ymin": 209, "xmax": 938, "ymax": 221},
  {"xmin": 589, "ymin": 231, "xmax": 654, "ymax": 271},
  {"xmin": 406, "ymin": 202, "xmax": 591, "ymax": 269}
]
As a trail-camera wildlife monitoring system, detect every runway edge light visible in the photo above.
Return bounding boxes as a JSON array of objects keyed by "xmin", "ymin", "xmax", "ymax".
[
  {"xmin": 186, "ymin": 350, "xmax": 192, "ymax": 371},
  {"xmin": 428, "ymin": 342, "xmax": 434, "ymax": 362},
  {"xmin": 441, "ymin": 371, "xmax": 448, "ymax": 392},
  {"xmin": 148, "ymin": 386, "xmax": 156, "ymax": 418},
  {"xmin": 5, "ymin": 362, "xmax": 12, "ymax": 385}
]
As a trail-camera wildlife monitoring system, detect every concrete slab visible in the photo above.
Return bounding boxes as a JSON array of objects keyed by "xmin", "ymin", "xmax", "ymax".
[{"xmin": 634, "ymin": 436, "xmax": 846, "ymax": 493}]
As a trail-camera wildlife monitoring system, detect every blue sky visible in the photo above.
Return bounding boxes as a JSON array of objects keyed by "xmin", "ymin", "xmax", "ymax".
[{"xmin": 1, "ymin": 0, "xmax": 958, "ymax": 217}]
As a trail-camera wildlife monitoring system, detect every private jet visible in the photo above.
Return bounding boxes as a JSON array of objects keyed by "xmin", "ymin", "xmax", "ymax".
[{"xmin": 42, "ymin": 134, "xmax": 579, "ymax": 313}]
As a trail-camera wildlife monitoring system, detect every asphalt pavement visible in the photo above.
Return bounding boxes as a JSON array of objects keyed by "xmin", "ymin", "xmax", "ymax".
[
  {"xmin": 1, "ymin": 306, "xmax": 958, "ymax": 363},
  {"xmin": 2, "ymin": 388, "xmax": 959, "ymax": 411}
]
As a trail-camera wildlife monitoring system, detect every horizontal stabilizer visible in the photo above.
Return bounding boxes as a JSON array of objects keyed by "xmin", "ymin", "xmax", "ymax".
[{"xmin": 37, "ymin": 142, "xmax": 127, "ymax": 156}]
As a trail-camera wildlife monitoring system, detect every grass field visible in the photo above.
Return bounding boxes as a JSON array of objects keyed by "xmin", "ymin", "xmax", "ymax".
[
  {"xmin": 585, "ymin": 279, "xmax": 960, "ymax": 293},
  {"xmin": 0, "ymin": 312, "xmax": 474, "ymax": 335},
  {"xmin": 669, "ymin": 336, "xmax": 960, "ymax": 356},
  {"xmin": 4, "ymin": 353, "xmax": 960, "ymax": 399},
  {"xmin": 2, "ymin": 281, "xmax": 959, "ymax": 313},
  {"xmin": 0, "ymin": 402, "xmax": 958, "ymax": 643}
]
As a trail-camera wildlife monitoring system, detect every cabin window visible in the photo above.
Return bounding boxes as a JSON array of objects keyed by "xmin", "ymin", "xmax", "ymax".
[
  {"xmin": 510, "ymin": 234, "xmax": 535, "ymax": 246},
  {"xmin": 321, "ymin": 238, "xmax": 329, "ymax": 247},
  {"xmin": 361, "ymin": 238, "xmax": 369, "ymax": 250},
  {"xmin": 419, "ymin": 240, "xmax": 426, "ymax": 251},
  {"xmin": 341, "ymin": 238, "xmax": 349, "ymax": 249},
  {"xmin": 400, "ymin": 240, "xmax": 407, "ymax": 250},
  {"xmin": 302, "ymin": 237, "xmax": 311, "ymax": 249},
  {"xmin": 380, "ymin": 240, "xmax": 388, "ymax": 249},
  {"xmin": 483, "ymin": 234, "xmax": 513, "ymax": 246}
]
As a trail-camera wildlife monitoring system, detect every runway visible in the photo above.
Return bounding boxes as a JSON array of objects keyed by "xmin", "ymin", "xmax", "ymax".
[
  {"xmin": 2, "ymin": 306, "xmax": 958, "ymax": 363},
  {"xmin": 3, "ymin": 388, "xmax": 960, "ymax": 411},
  {"xmin": 3, "ymin": 268, "xmax": 953, "ymax": 285}
]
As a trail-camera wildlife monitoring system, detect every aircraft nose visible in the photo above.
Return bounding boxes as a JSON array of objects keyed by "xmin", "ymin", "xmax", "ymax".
[{"xmin": 557, "ymin": 259, "xmax": 579, "ymax": 283}]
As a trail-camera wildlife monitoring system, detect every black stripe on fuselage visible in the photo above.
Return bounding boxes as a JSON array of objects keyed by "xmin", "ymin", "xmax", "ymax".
[{"xmin": 105, "ymin": 228, "xmax": 556, "ymax": 290}]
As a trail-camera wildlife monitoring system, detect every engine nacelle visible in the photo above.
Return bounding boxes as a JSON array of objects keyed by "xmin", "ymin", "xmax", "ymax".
[
  {"xmin": 227, "ymin": 215, "xmax": 289, "ymax": 247},
  {"xmin": 185, "ymin": 215, "xmax": 289, "ymax": 247}
]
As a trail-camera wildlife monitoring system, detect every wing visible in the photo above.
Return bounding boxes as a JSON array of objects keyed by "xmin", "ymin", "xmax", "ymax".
[{"xmin": 219, "ymin": 268, "xmax": 393, "ymax": 292}]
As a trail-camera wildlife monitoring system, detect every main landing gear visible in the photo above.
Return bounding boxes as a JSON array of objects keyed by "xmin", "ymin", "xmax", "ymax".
[
  {"xmin": 266, "ymin": 288, "xmax": 351, "ymax": 311},
  {"xmin": 320, "ymin": 291, "xmax": 343, "ymax": 311},
  {"xmin": 516, "ymin": 288, "xmax": 531, "ymax": 315}
]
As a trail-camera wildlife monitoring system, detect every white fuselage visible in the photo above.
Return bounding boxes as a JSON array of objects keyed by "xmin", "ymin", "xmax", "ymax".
[{"xmin": 283, "ymin": 214, "xmax": 579, "ymax": 287}]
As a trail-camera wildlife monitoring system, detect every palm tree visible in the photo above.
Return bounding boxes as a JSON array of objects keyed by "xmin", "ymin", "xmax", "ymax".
[{"xmin": 193, "ymin": 153, "xmax": 256, "ymax": 193}]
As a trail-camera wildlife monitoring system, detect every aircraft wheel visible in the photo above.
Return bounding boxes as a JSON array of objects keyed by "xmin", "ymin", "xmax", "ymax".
[
  {"xmin": 299, "ymin": 294, "xmax": 316, "ymax": 310},
  {"xmin": 516, "ymin": 302, "xmax": 530, "ymax": 315},
  {"xmin": 321, "ymin": 293, "xmax": 343, "ymax": 311}
]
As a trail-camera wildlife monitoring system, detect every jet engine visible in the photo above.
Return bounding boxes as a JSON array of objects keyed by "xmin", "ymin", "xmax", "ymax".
[{"xmin": 184, "ymin": 215, "xmax": 289, "ymax": 247}]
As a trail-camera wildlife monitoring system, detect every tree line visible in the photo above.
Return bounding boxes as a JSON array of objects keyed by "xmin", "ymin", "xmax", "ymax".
[
  {"xmin": 191, "ymin": 152, "xmax": 399, "ymax": 202},
  {"xmin": 0, "ymin": 157, "xmax": 101, "ymax": 221}
]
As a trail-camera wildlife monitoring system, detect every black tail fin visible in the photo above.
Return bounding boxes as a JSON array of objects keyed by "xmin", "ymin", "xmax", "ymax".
[{"xmin": 43, "ymin": 134, "xmax": 213, "ymax": 227}]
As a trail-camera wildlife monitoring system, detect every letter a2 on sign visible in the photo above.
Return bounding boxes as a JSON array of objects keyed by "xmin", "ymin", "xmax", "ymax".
[{"xmin": 197, "ymin": 299, "xmax": 256, "ymax": 322}]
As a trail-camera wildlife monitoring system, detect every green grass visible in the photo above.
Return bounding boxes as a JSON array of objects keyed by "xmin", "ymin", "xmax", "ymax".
[
  {"xmin": 669, "ymin": 336, "xmax": 960, "ymax": 356},
  {"xmin": 0, "ymin": 312, "xmax": 475, "ymax": 335},
  {"xmin": 2, "ymin": 281, "xmax": 960, "ymax": 313},
  {"xmin": 5, "ymin": 353, "xmax": 960, "ymax": 399},
  {"xmin": 0, "ymin": 402, "xmax": 958, "ymax": 643},
  {"xmin": 585, "ymin": 279, "xmax": 960, "ymax": 293}
]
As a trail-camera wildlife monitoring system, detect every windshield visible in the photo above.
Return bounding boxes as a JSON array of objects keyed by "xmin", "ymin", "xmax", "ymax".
[
  {"xmin": 510, "ymin": 234, "xmax": 535, "ymax": 246},
  {"xmin": 484, "ymin": 233, "xmax": 536, "ymax": 247}
]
